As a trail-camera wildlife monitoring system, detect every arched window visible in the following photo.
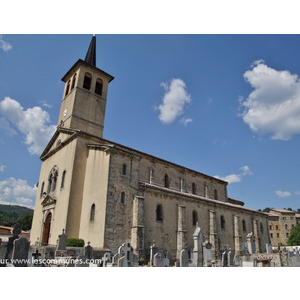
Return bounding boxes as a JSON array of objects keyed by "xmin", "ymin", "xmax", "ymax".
[
  {"xmin": 164, "ymin": 174, "xmax": 169, "ymax": 188},
  {"xmin": 95, "ymin": 78, "xmax": 103, "ymax": 95},
  {"xmin": 40, "ymin": 182, "xmax": 45, "ymax": 198},
  {"xmin": 121, "ymin": 191, "xmax": 125, "ymax": 204},
  {"xmin": 83, "ymin": 72, "xmax": 92, "ymax": 90},
  {"xmin": 214, "ymin": 189, "xmax": 218, "ymax": 200},
  {"xmin": 122, "ymin": 164, "xmax": 127, "ymax": 175},
  {"xmin": 242, "ymin": 219, "xmax": 246, "ymax": 232},
  {"xmin": 149, "ymin": 168, "xmax": 154, "ymax": 183},
  {"xmin": 71, "ymin": 73, "xmax": 77, "ymax": 90},
  {"xmin": 204, "ymin": 184, "xmax": 208, "ymax": 198},
  {"xmin": 192, "ymin": 210, "xmax": 198, "ymax": 226},
  {"xmin": 156, "ymin": 204, "xmax": 163, "ymax": 221},
  {"xmin": 47, "ymin": 166, "xmax": 58, "ymax": 194},
  {"xmin": 65, "ymin": 80, "xmax": 71, "ymax": 96},
  {"xmin": 61, "ymin": 170, "xmax": 66, "ymax": 189},
  {"xmin": 220, "ymin": 215, "xmax": 225, "ymax": 229},
  {"xmin": 90, "ymin": 204, "xmax": 95, "ymax": 221},
  {"xmin": 192, "ymin": 182, "xmax": 196, "ymax": 195}
]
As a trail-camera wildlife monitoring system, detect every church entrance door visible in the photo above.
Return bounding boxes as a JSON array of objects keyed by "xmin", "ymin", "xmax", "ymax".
[{"xmin": 42, "ymin": 212, "xmax": 52, "ymax": 244}]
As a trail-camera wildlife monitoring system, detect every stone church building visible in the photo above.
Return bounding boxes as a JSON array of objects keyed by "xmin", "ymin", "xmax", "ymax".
[{"xmin": 30, "ymin": 36, "xmax": 270, "ymax": 261}]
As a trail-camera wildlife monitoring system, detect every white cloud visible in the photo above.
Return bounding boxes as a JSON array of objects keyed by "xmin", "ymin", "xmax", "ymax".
[
  {"xmin": 157, "ymin": 78, "xmax": 192, "ymax": 124},
  {"xmin": 0, "ymin": 35, "xmax": 12, "ymax": 52},
  {"xmin": 0, "ymin": 97, "xmax": 56, "ymax": 155},
  {"xmin": 239, "ymin": 60, "xmax": 300, "ymax": 140},
  {"xmin": 0, "ymin": 116, "xmax": 17, "ymax": 136},
  {"xmin": 0, "ymin": 165, "xmax": 5, "ymax": 172},
  {"xmin": 294, "ymin": 191, "xmax": 300, "ymax": 196},
  {"xmin": 0, "ymin": 177, "xmax": 37, "ymax": 208},
  {"xmin": 180, "ymin": 118, "xmax": 193, "ymax": 126},
  {"xmin": 275, "ymin": 190, "xmax": 292, "ymax": 198},
  {"xmin": 39, "ymin": 100, "xmax": 52, "ymax": 109},
  {"xmin": 214, "ymin": 165, "xmax": 253, "ymax": 184}
]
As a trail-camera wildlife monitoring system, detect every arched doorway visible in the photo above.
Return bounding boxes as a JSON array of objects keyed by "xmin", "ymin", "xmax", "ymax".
[{"xmin": 42, "ymin": 212, "xmax": 52, "ymax": 245}]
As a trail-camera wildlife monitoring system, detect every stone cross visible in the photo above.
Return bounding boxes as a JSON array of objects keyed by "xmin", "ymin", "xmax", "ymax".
[
  {"xmin": 118, "ymin": 243, "xmax": 133, "ymax": 267},
  {"xmin": 102, "ymin": 252, "xmax": 111, "ymax": 267},
  {"xmin": 191, "ymin": 225, "xmax": 203, "ymax": 267},
  {"xmin": 112, "ymin": 253, "xmax": 120, "ymax": 267},
  {"xmin": 150, "ymin": 241, "xmax": 158, "ymax": 266}
]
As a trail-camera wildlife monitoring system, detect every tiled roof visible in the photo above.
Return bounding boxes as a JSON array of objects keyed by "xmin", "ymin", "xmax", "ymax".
[{"xmin": 270, "ymin": 209, "xmax": 295, "ymax": 214}]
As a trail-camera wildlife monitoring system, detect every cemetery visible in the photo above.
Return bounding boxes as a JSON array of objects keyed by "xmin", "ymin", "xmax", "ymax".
[{"xmin": 1, "ymin": 224, "xmax": 299, "ymax": 267}]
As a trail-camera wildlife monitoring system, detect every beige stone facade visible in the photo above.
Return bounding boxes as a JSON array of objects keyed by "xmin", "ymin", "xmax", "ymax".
[
  {"xmin": 30, "ymin": 36, "xmax": 270, "ymax": 261},
  {"xmin": 268, "ymin": 209, "xmax": 300, "ymax": 247}
]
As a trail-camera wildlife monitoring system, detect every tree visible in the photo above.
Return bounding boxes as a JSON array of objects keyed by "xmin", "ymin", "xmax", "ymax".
[
  {"xmin": 287, "ymin": 224, "xmax": 300, "ymax": 246},
  {"xmin": 263, "ymin": 207, "xmax": 271, "ymax": 213}
]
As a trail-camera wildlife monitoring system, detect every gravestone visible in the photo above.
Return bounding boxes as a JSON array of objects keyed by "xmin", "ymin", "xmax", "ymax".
[
  {"xmin": 12, "ymin": 237, "xmax": 30, "ymax": 267},
  {"xmin": 55, "ymin": 229, "xmax": 67, "ymax": 257},
  {"xmin": 164, "ymin": 257, "xmax": 170, "ymax": 267},
  {"xmin": 233, "ymin": 254, "xmax": 241, "ymax": 267},
  {"xmin": 112, "ymin": 253, "xmax": 120, "ymax": 267},
  {"xmin": 266, "ymin": 243, "xmax": 273, "ymax": 254},
  {"xmin": 0, "ymin": 245, "xmax": 7, "ymax": 267},
  {"xmin": 32, "ymin": 249, "xmax": 42, "ymax": 267},
  {"xmin": 175, "ymin": 261, "xmax": 180, "ymax": 267},
  {"xmin": 222, "ymin": 249, "xmax": 228, "ymax": 267},
  {"xmin": 150, "ymin": 241, "xmax": 158, "ymax": 267},
  {"xmin": 75, "ymin": 257, "xmax": 90, "ymax": 267},
  {"xmin": 153, "ymin": 253, "xmax": 165, "ymax": 267},
  {"xmin": 242, "ymin": 260, "xmax": 254, "ymax": 267},
  {"xmin": 228, "ymin": 250, "xmax": 233, "ymax": 266},
  {"xmin": 191, "ymin": 225, "xmax": 203, "ymax": 267},
  {"xmin": 296, "ymin": 250, "xmax": 300, "ymax": 261},
  {"xmin": 180, "ymin": 249, "xmax": 189, "ymax": 267},
  {"xmin": 247, "ymin": 232, "xmax": 256, "ymax": 254},
  {"xmin": 117, "ymin": 243, "xmax": 133, "ymax": 267},
  {"xmin": 6, "ymin": 224, "xmax": 22, "ymax": 261},
  {"xmin": 102, "ymin": 252, "xmax": 111, "ymax": 267},
  {"xmin": 203, "ymin": 240, "xmax": 212, "ymax": 267},
  {"xmin": 84, "ymin": 241, "xmax": 93, "ymax": 260}
]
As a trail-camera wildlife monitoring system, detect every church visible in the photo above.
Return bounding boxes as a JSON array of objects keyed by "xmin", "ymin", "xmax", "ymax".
[{"xmin": 30, "ymin": 36, "xmax": 270, "ymax": 261}]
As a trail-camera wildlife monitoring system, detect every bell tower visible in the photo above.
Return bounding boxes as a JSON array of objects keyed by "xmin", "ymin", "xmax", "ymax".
[{"xmin": 57, "ymin": 35, "xmax": 114, "ymax": 137}]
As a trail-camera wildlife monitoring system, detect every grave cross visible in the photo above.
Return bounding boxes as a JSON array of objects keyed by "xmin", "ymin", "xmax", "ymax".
[
  {"xmin": 119, "ymin": 243, "xmax": 133, "ymax": 267},
  {"xmin": 122, "ymin": 243, "xmax": 132, "ymax": 260},
  {"xmin": 102, "ymin": 252, "xmax": 111, "ymax": 267},
  {"xmin": 32, "ymin": 249, "xmax": 41, "ymax": 266}
]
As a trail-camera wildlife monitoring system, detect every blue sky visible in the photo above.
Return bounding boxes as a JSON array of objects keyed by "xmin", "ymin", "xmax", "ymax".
[{"xmin": 1, "ymin": 34, "xmax": 300, "ymax": 212}]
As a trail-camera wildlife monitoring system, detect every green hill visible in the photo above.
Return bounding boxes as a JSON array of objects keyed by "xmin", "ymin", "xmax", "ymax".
[{"xmin": 0, "ymin": 204, "xmax": 34, "ymax": 231}]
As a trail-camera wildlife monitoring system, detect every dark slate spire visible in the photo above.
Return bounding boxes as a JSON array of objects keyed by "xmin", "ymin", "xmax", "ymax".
[{"xmin": 85, "ymin": 35, "xmax": 96, "ymax": 67}]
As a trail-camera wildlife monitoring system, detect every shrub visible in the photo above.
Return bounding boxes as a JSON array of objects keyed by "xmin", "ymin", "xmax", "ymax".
[{"xmin": 66, "ymin": 237, "xmax": 85, "ymax": 247}]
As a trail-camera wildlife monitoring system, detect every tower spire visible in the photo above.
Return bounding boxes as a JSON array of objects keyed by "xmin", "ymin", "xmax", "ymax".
[{"xmin": 85, "ymin": 35, "xmax": 96, "ymax": 67}]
